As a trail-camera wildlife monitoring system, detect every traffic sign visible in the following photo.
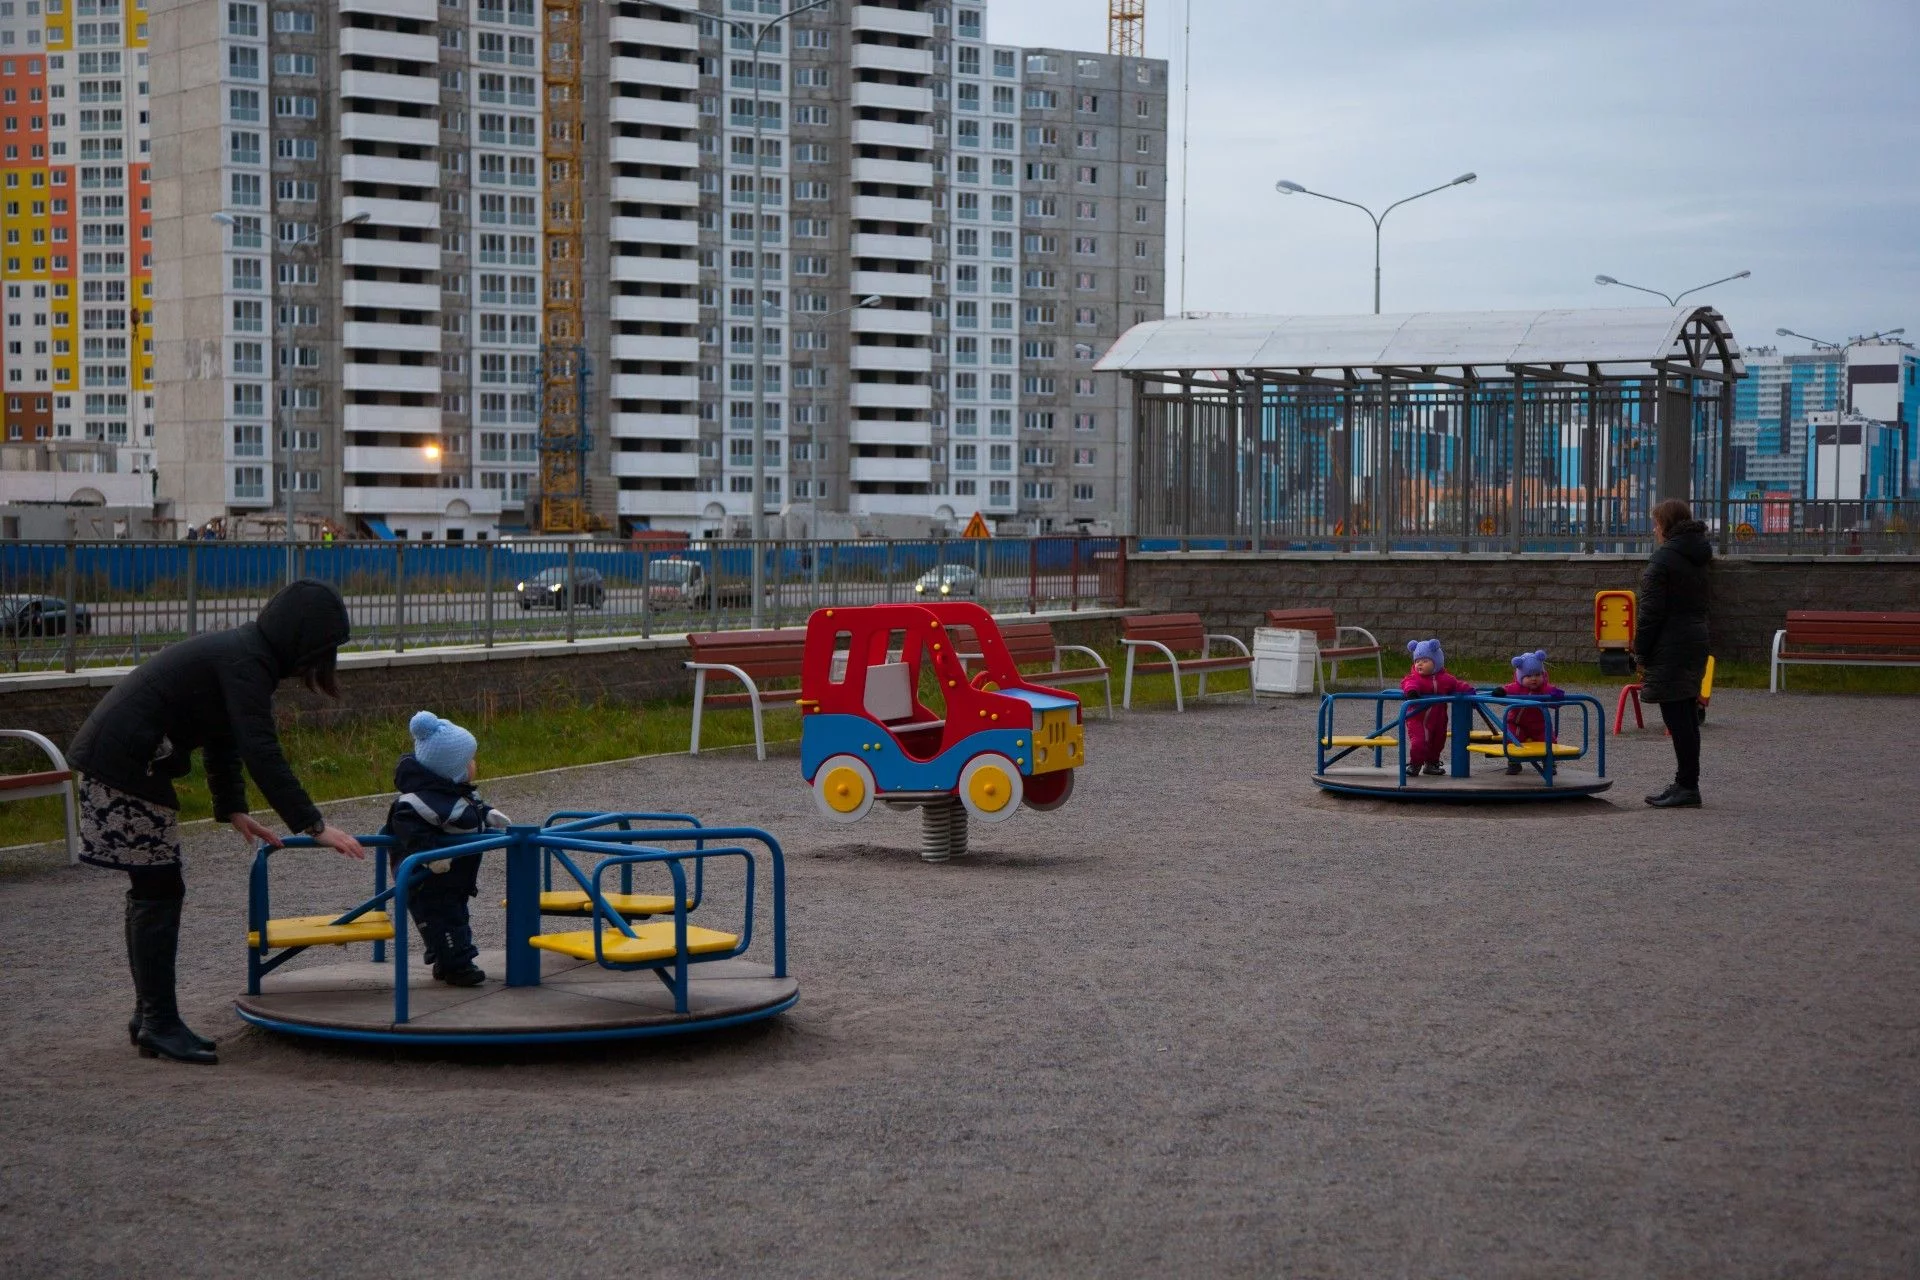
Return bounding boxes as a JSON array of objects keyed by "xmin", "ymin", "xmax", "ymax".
[
  {"xmin": 1478, "ymin": 516, "xmax": 1496, "ymax": 535},
  {"xmin": 1735, "ymin": 521, "xmax": 1756, "ymax": 541},
  {"xmin": 961, "ymin": 511, "xmax": 992, "ymax": 539}
]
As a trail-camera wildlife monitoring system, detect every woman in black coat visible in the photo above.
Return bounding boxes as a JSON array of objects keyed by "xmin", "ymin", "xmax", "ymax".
[
  {"xmin": 68, "ymin": 578, "xmax": 366, "ymax": 1064},
  {"xmin": 1634, "ymin": 499, "xmax": 1713, "ymax": 808}
]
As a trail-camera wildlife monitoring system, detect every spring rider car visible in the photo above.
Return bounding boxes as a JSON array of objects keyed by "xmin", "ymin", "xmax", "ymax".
[{"xmin": 798, "ymin": 602, "xmax": 1084, "ymax": 860}]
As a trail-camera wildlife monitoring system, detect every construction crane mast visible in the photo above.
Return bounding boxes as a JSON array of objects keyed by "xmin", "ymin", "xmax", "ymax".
[
  {"xmin": 538, "ymin": 0, "xmax": 593, "ymax": 534},
  {"xmin": 1109, "ymin": 0, "xmax": 1145, "ymax": 57}
]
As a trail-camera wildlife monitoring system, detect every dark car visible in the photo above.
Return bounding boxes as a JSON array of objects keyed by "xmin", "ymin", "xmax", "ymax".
[
  {"xmin": 514, "ymin": 566, "xmax": 605, "ymax": 610},
  {"xmin": 0, "ymin": 594, "xmax": 92, "ymax": 637}
]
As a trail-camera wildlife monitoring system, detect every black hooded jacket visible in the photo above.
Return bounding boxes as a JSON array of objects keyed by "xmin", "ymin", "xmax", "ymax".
[
  {"xmin": 1633, "ymin": 519, "xmax": 1713, "ymax": 703},
  {"xmin": 68, "ymin": 579, "xmax": 351, "ymax": 829}
]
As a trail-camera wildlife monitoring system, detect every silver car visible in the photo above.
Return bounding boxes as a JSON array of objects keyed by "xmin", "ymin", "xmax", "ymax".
[{"xmin": 913, "ymin": 564, "xmax": 980, "ymax": 598}]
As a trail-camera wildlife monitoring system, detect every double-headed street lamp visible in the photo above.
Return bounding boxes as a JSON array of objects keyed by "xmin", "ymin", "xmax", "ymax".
[
  {"xmin": 1274, "ymin": 172, "xmax": 1477, "ymax": 314},
  {"xmin": 1593, "ymin": 270, "xmax": 1750, "ymax": 307}
]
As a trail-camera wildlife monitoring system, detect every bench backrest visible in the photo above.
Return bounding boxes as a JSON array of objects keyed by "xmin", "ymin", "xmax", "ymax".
[
  {"xmin": 992, "ymin": 621, "xmax": 1059, "ymax": 666},
  {"xmin": 1264, "ymin": 608, "xmax": 1339, "ymax": 642},
  {"xmin": 1124, "ymin": 612, "xmax": 1206, "ymax": 654},
  {"xmin": 687, "ymin": 628, "xmax": 809, "ymax": 680},
  {"xmin": 1783, "ymin": 611, "xmax": 1920, "ymax": 649}
]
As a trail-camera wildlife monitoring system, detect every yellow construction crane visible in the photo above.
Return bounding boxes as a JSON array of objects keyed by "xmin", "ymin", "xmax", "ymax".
[
  {"xmin": 1109, "ymin": 0, "xmax": 1145, "ymax": 57},
  {"xmin": 538, "ymin": 0, "xmax": 593, "ymax": 534}
]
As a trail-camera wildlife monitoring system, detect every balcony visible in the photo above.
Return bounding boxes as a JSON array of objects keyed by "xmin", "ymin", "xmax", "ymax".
[
  {"xmin": 342, "ymin": 320, "xmax": 442, "ymax": 353},
  {"xmin": 611, "ymin": 255, "xmax": 700, "ymax": 287},
  {"xmin": 612, "ymin": 334, "xmax": 700, "ymax": 363},
  {"xmin": 341, "ymin": 195, "xmax": 441, "ymax": 231},
  {"xmin": 611, "ymin": 451, "xmax": 702, "ymax": 480},
  {"xmin": 340, "ymin": 111, "xmax": 438, "ymax": 149},
  {"xmin": 610, "ymin": 56, "xmax": 700, "ymax": 92},
  {"xmin": 850, "ymin": 492, "xmax": 940, "ymax": 517},
  {"xmin": 610, "ymin": 15, "xmax": 700, "ymax": 50},
  {"xmin": 850, "ymin": 344, "xmax": 933, "ymax": 373},
  {"xmin": 611, "ymin": 136, "xmax": 702, "ymax": 171},
  {"xmin": 849, "ymin": 456, "xmax": 933, "ymax": 485},
  {"xmin": 852, "ymin": 307, "xmax": 934, "ymax": 337},
  {"xmin": 342, "ymin": 362, "xmax": 441, "ymax": 394},
  {"xmin": 345, "ymin": 485, "xmax": 504, "ymax": 516},
  {"xmin": 851, "ymin": 232, "xmax": 934, "ymax": 262},
  {"xmin": 848, "ymin": 420, "xmax": 933, "ymax": 448},
  {"xmin": 610, "ymin": 373, "xmax": 700, "ymax": 402},
  {"xmin": 612, "ymin": 217, "xmax": 701, "ymax": 249},
  {"xmin": 617, "ymin": 490, "xmax": 720, "ymax": 518},
  {"xmin": 850, "ymin": 41, "xmax": 934, "ymax": 76},
  {"xmin": 850, "ymin": 80, "xmax": 934, "ymax": 115},
  {"xmin": 611, "ymin": 294, "xmax": 700, "ymax": 325},
  {"xmin": 340, "ymin": 154, "xmax": 438, "ymax": 190},
  {"xmin": 339, "ymin": 27, "xmax": 437, "ymax": 66},
  {"xmin": 852, "ymin": 268, "xmax": 933, "ymax": 299},
  {"xmin": 343, "ymin": 403, "xmax": 441, "ymax": 434},
  {"xmin": 340, "ymin": 237, "xmax": 440, "ymax": 272},
  {"xmin": 612, "ymin": 176, "xmax": 700, "ymax": 207},
  {"xmin": 341, "ymin": 279, "xmax": 439, "ymax": 312},
  {"xmin": 610, "ymin": 96, "xmax": 701, "ymax": 132},
  {"xmin": 851, "ymin": 119, "xmax": 934, "ymax": 151},
  {"xmin": 851, "ymin": 157, "xmax": 934, "ymax": 189},
  {"xmin": 850, "ymin": 381, "xmax": 933, "ymax": 410},
  {"xmin": 339, "ymin": 69, "xmax": 440, "ymax": 108},
  {"xmin": 852, "ymin": 195, "xmax": 933, "ymax": 225},
  {"xmin": 342, "ymin": 445, "xmax": 444, "ymax": 475},
  {"xmin": 610, "ymin": 412, "xmax": 700, "ymax": 441},
  {"xmin": 341, "ymin": 0, "xmax": 434, "ymax": 18},
  {"xmin": 851, "ymin": 5, "xmax": 935, "ymax": 38}
]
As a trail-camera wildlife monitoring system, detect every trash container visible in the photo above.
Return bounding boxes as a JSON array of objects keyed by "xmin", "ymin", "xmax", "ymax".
[{"xmin": 1253, "ymin": 627, "xmax": 1318, "ymax": 696}]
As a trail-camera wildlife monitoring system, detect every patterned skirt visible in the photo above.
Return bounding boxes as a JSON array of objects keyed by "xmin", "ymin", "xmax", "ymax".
[{"xmin": 77, "ymin": 776, "xmax": 183, "ymax": 870}]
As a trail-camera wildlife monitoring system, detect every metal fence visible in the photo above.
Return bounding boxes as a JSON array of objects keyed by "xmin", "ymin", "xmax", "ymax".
[{"xmin": 0, "ymin": 536, "xmax": 1124, "ymax": 673}]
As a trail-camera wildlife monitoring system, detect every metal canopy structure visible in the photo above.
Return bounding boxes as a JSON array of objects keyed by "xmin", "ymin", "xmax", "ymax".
[{"xmin": 1098, "ymin": 307, "xmax": 1746, "ymax": 551}]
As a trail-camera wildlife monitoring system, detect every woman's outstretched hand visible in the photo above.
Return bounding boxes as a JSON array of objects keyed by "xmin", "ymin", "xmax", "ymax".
[
  {"xmin": 230, "ymin": 812, "xmax": 284, "ymax": 849},
  {"xmin": 315, "ymin": 824, "xmax": 367, "ymax": 861}
]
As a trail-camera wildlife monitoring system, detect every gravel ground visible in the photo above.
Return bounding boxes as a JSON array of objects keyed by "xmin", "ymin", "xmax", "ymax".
[{"xmin": 1, "ymin": 687, "xmax": 1915, "ymax": 1278}]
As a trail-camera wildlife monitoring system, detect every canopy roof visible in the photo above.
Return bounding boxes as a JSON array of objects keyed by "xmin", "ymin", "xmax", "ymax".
[{"xmin": 1095, "ymin": 306, "xmax": 1744, "ymax": 384}]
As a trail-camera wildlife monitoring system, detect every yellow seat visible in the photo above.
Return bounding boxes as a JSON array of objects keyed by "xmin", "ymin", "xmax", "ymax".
[
  {"xmin": 506, "ymin": 890, "xmax": 693, "ymax": 917},
  {"xmin": 248, "ymin": 911, "xmax": 394, "ymax": 949},
  {"xmin": 528, "ymin": 921, "xmax": 740, "ymax": 965},
  {"xmin": 1322, "ymin": 735, "xmax": 1398, "ymax": 749},
  {"xmin": 1469, "ymin": 729, "xmax": 1501, "ymax": 742},
  {"xmin": 1465, "ymin": 742, "xmax": 1583, "ymax": 759}
]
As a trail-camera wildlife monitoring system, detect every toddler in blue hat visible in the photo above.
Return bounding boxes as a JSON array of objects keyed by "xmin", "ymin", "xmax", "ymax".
[{"xmin": 380, "ymin": 711, "xmax": 511, "ymax": 986}]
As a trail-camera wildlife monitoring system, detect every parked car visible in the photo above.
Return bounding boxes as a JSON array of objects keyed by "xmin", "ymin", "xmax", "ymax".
[
  {"xmin": 914, "ymin": 564, "xmax": 980, "ymax": 598},
  {"xmin": 514, "ymin": 566, "xmax": 605, "ymax": 610},
  {"xmin": 0, "ymin": 594, "xmax": 92, "ymax": 637},
  {"xmin": 645, "ymin": 557, "xmax": 752, "ymax": 610}
]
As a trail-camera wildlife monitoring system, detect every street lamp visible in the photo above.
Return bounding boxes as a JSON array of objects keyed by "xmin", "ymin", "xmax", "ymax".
[
  {"xmin": 1593, "ymin": 270, "xmax": 1750, "ymax": 307},
  {"xmin": 212, "ymin": 209, "xmax": 370, "ymax": 557},
  {"xmin": 1274, "ymin": 172, "xmax": 1477, "ymax": 313},
  {"xmin": 733, "ymin": 0, "xmax": 833, "ymax": 627}
]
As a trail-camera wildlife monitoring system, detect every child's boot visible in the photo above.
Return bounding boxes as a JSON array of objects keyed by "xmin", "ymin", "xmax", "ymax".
[
  {"xmin": 434, "ymin": 917, "xmax": 485, "ymax": 987},
  {"xmin": 1506, "ymin": 759, "xmax": 1524, "ymax": 775},
  {"xmin": 1421, "ymin": 761, "xmax": 1445, "ymax": 776}
]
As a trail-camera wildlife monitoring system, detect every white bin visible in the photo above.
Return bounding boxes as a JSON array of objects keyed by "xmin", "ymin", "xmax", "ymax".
[{"xmin": 1253, "ymin": 627, "xmax": 1319, "ymax": 696}]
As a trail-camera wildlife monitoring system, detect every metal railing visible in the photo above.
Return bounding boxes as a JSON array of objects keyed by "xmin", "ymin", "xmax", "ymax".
[{"xmin": 0, "ymin": 536, "xmax": 1124, "ymax": 673}]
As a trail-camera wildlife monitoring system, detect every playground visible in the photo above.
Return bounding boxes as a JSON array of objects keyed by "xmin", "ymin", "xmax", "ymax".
[{"xmin": 2, "ymin": 685, "xmax": 1914, "ymax": 1276}]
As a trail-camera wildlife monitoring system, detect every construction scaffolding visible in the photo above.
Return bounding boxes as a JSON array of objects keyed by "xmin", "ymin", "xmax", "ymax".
[{"xmin": 538, "ymin": 0, "xmax": 591, "ymax": 534}]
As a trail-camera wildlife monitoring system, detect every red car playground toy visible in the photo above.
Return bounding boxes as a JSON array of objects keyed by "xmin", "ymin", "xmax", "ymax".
[{"xmin": 798, "ymin": 602, "xmax": 1086, "ymax": 861}]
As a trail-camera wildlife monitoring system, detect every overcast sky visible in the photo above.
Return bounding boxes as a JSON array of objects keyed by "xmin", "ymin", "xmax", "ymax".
[{"xmin": 990, "ymin": 0, "xmax": 1920, "ymax": 354}]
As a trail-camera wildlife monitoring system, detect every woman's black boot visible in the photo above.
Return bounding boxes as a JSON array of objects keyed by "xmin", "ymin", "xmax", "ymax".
[
  {"xmin": 128, "ymin": 895, "xmax": 218, "ymax": 1065},
  {"xmin": 125, "ymin": 892, "xmax": 213, "ymax": 1051}
]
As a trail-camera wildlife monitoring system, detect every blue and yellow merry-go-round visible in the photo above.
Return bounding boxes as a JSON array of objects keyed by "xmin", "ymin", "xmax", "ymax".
[{"xmin": 1313, "ymin": 690, "xmax": 1612, "ymax": 801}]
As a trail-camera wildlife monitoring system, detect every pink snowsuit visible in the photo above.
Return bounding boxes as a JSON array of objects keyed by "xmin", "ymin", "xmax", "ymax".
[
  {"xmin": 1499, "ymin": 679, "xmax": 1567, "ymax": 744},
  {"xmin": 1400, "ymin": 668, "xmax": 1477, "ymax": 766}
]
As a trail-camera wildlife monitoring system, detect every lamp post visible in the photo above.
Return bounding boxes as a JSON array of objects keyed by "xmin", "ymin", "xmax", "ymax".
[
  {"xmin": 212, "ymin": 209, "xmax": 368, "ymax": 562},
  {"xmin": 1775, "ymin": 327, "xmax": 1906, "ymax": 510},
  {"xmin": 1274, "ymin": 172, "xmax": 1477, "ymax": 313},
  {"xmin": 734, "ymin": 0, "xmax": 833, "ymax": 627},
  {"xmin": 1593, "ymin": 270, "xmax": 1751, "ymax": 307}
]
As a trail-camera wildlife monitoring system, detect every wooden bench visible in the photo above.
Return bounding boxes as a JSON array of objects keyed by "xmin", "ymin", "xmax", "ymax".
[
  {"xmin": 1120, "ymin": 613, "xmax": 1253, "ymax": 712},
  {"xmin": 685, "ymin": 629, "xmax": 808, "ymax": 761},
  {"xmin": 951, "ymin": 620, "xmax": 1114, "ymax": 720},
  {"xmin": 1771, "ymin": 611, "xmax": 1920, "ymax": 691},
  {"xmin": 1264, "ymin": 608, "xmax": 1384, "ymax": 691},
  {"xmin": 1, "ymin": 729, "xmax": 78, "ymax": 864}
]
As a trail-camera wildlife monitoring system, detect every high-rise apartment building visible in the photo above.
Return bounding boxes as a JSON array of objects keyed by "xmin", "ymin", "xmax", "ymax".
[
  {"xmin": 148, "ymin": 0, "xmax": 1165, "ymax": 541},
  {"xmin": 0, "ymin": 0, "xmax": 157, "ymax": 516},
  {"xmin": 1730, "ymin": 338, "xmax": 1916, "ymax": 503}
]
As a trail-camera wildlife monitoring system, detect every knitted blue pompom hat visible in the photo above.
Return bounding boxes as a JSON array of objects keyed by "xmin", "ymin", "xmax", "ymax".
[
  {"xmin": 1406, "ymin": 638, "xmax": 1446, "ymax": 670},
  {"xmin": 409, "ymin": 710, "xmax": 476, "ymax": 783},
  {"xmin": 1511, "ymin": 649, "xmax": 1549, "ymax": 679}
]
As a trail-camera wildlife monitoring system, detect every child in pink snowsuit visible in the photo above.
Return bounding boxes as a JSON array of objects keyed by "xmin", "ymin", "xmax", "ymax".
[
  {"xmin": 1498, "ymin": 649, "xmax": 1568, "ymax": 774},
  {"xmin": 1400, "ymin": 638, "xmax": 1476, "ymax": 776}
]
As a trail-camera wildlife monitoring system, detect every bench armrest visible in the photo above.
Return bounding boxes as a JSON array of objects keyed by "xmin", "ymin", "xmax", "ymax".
[
  {"xmin": 1052, "ymin": 643, "xmax": 1108, "ymax": 672},
  {"xmin": 1335, "ymin": 626, "xmax": 1380, "ymax": 651},
  {"xmin": 0, "ymin": 728, "xmax": 70, "ymax": 776},
  {"xmin": 1121, "ymin": 637, "xmax": 1182, "ymax": 666},
  {"xmin": 1204, "ymin": 634, "xmax": 1251, "ymax": 659},
  {"xmin": 685, "ymin": 659, "xmax": 762, "ymax": 694}
]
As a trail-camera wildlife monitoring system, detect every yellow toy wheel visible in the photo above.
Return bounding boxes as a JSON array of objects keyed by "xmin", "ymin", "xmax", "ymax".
[
  {"xmin": 811, "ymin": 754, "xmax": 876, "ymax": 824},
  {"xmin": 957, "ymin": 753, "xmax": 1024, "ymax": 824}
]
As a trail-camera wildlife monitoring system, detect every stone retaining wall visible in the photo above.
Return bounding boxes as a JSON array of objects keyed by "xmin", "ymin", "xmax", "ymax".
[{"xmin": 1125, "ymin": 553, "xmax": 1920, "ymax": 665}]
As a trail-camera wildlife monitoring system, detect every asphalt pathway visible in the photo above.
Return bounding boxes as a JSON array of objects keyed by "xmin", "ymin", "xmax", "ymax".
[{"xmin": 1, "ymin": 688, "xmax": 1914, "ymax": 1277}]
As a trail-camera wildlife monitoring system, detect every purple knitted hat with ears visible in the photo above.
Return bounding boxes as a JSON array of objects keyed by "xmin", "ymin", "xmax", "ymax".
[
  {"xmin": 1406, "ymin": 638, "xmax": 1446, "ymax": 669},
  {"xmin": 1511, "ymin": 649, "xmax": 1549, "ymax": 679}
]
